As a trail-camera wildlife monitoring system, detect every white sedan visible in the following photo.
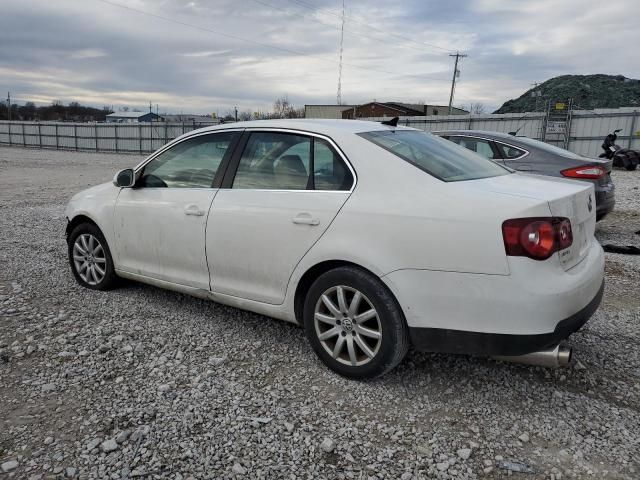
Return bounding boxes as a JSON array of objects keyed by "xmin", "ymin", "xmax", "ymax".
[{"xmin": 65, "ymin": 119, "xmax": 604, "ymax": 378}]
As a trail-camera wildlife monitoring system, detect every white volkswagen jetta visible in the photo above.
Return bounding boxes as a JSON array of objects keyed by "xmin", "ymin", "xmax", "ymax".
[{"xmin": 65, "ymin": 119, "xmax": 604, "ymax": 378}]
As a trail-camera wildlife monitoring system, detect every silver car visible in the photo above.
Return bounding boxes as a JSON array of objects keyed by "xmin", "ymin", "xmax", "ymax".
[{"xmin": 435, "ymin": 130, "xmax": 615, "ymax": 221}]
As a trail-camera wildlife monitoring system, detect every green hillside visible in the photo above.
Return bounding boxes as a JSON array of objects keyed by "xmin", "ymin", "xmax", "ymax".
[{"xmin": 495, "ymin": 74, "xmax": 640, "ymax": 113}]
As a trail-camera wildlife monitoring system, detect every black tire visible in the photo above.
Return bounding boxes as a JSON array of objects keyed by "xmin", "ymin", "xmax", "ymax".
[
  {"xmin": 303, "ymin": 266, "xmax": 409, "ymax": 379},
  {"xmin": 625, "ymin": 163, "xmax": 637, "ymax": 171},
  {"xmin": 67, "ymin": 222, "xmax": 118, "ymax": 291}
]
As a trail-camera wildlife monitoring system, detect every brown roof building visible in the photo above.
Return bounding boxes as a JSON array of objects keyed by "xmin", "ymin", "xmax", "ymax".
[{"xmin": 341, "ymin": 102, "xmax": 468, "ymax": 119}]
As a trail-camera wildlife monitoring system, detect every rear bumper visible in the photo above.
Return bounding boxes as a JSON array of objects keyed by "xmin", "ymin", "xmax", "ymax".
[
  {"xmin": 408, "ymin": 280, "xmax": 603, "ymax": 356},
  {"xmin": 595, "ymin": 186, "xmax": 615, "ymax": 220},
  {"xmin": 382, "ymin": 239, "xmax": 605, "ymax": 356}
]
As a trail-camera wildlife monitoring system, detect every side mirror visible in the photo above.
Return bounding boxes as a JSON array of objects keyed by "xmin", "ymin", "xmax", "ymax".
[{"xmin": 113, "ymin": 168, "xmax": 135, "ymax": 188}]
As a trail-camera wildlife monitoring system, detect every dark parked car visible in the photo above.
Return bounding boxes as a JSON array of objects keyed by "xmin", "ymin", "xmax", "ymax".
[{"xmin": 435, "ymin": 130, "xmax": 615, "ymax": 221}]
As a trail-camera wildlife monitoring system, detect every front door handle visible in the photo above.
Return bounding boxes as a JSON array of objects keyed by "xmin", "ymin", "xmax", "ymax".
[
  {"xmin": 184, "ymin": 204, "xmax": 205, "ymax": 216},
  {"xmin": 292, "ymin": 213, "xmax": 320, "ymax": 226}
]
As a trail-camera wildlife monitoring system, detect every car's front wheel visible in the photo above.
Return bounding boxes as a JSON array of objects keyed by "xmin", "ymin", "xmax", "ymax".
[
  {"xmin": 303, "ymin": 266, "xmax": 409, "ymax": 379},
  {"xmin": 68, "ymin": 222, "xmax": 117, "ymax": 290}
]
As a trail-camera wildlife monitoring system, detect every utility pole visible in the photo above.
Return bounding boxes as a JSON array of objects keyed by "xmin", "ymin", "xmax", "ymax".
[
  {"xmin": 234, "ymin": 106, "xmax": 238, "ymax": 122},
  {"xmin": 7, "ymin": 92, "xmax": 11, "ymax": 121},
  {"xmin": 336, "ymin": 0, "xmax": 345, "ymax": 105},
  {"xmin": 448, "ymin": 52, "xmax": 467, "ymax": 115}
]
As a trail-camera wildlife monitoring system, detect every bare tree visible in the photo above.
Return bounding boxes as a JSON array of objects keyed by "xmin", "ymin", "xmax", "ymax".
[
  {"xmin": 238, "ymin": 109, "xmax": 253, "ymax": 121},
  {"xmin": 223, "ymin": 108, "xmax": 237, "ymax": 121},
  {"xmin": 272, "ymin": 95, "xmax": 304, "ymax": 119},
  {"xmin": 460, "ymin": 102, "xmax": 486, "ymax": 114},
  {"xmin": 470, "ymin": 102, "xmax": 485, "ymax": 114},
  {"xmin": 273, "ymin": 95, "xmax": 291, "ymax": 119}
]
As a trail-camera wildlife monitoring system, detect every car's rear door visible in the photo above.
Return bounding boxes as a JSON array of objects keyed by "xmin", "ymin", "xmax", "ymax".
[
  {"xmin": 206, "ymin": 129, "xmax": 355, "ymax": 304},
  {"xmin": 113, "ymin": 130, "xmax": 240, "ymax": 289}
]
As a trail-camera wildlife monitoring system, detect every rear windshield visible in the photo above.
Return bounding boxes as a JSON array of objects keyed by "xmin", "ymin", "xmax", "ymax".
[{"xmin": 359, "ymin": 130, "xmax": 510, "ymax": 182}]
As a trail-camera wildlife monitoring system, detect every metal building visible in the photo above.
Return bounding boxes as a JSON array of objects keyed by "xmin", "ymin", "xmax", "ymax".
[{"xmin": 105, "ymin": 112, "xmax": 162, "ymax": 123}]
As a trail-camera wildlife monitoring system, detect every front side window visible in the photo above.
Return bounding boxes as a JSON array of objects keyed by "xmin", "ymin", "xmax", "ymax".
[
  {"xmin": 139, "ymin": 132, "xmax": 236, "ymax": 188},
  {"xmin": 233, "ymin": 132, "xmax": 311, "ymax": 190},
  {"xmin": 359, "ymin": 130, "xmax": 510, "ymax": 182},
  {"xmin": 496, "ymin": 142, "xmax": 526, "ymax": 159},
  {"xmin": 448, "ymin": 136, "xmax": 499, "ymax": 160},
  {"xmin": 313, "ymin": 138, "xmax": 353, "ymax": 191}
]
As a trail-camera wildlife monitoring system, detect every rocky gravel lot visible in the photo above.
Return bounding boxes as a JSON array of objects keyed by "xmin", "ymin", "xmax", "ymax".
[{"xmin": 1, "ymin": 146, "xmax": 639, "ymax": 480}]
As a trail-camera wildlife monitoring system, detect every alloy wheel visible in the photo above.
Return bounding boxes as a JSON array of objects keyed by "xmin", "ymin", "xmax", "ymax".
[
  {"xmin": 72, "ymin": 233, "xmax": 107, "ymax": 286},
  {"xmin": 314, "ymin": 285, "xmax": 382, "ymax": 366}
]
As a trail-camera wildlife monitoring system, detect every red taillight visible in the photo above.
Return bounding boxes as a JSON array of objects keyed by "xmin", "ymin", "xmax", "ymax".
[
  {"xmin": 561, "ymin": 166, "xmax": 605, "ymax": 179},
  {"xmin": 502, "ymin": 217, "xmax": 573, "ymax": 260}
]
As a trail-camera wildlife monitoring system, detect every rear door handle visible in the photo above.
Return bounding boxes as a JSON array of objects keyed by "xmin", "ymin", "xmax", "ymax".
[
  {"xmin": 184, "ymin": 204, "xmax": 205, "ymax": 216},
  {"xmin": 292, "ymin": 213, "xmax": 320, "ymax": 226}
]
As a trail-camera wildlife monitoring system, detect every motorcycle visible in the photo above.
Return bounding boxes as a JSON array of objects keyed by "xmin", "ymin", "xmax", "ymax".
[{"xmin": 599, "ymin": 129, "xmax": 639, "ymax": 171}]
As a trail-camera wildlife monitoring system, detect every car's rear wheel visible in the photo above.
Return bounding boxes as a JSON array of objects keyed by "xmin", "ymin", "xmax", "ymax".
[
  {"xmin": 68, "ymin": 222, "xmax": 117, "ymax": 290},
  {"xmin": 303, "ymin": 266, "xmax": 409, "ymax": 379}
]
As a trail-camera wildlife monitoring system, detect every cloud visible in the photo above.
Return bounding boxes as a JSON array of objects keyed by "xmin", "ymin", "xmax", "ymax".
[
  {"xmin": 1, "ymin": 0, "xmax": 638, "ymax": 114},
  {"xmin": 69, "ymin": 49, "xmax": 109, "ymax": 60}
]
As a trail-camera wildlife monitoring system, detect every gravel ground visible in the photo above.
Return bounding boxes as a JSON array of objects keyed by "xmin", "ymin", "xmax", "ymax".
[{"xmin": 1, "ymin": 146, "xmax": 639, "ymax": 480}]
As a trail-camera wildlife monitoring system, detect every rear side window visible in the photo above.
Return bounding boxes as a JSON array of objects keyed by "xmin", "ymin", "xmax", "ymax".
[
  {"xmin": 232, "ymin": 132, "xmax": 354, "ymax": 191},
  {"xmin": 233, "ymin": 132, "xmax": 311, "ymax": 190},
  {"xmin": 359, "ymin": 130, "xmax": 510, "ymax": 182},
  {"xmin": 313, "ymin": 138, "xmax": 353, "ymax": 191},
  {"xmin": 448, "ymin": 136, "xmax": 500, "ymax": 160},
  {"xmin": 496, "ymin": 142, "xmax": 526, "ymax": 159}
]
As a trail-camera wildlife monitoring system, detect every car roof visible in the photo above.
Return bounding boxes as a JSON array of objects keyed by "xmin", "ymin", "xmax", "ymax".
[
  {"xmin": 188, "ymin": 119, "xmax": 415, "ymax": 137},
  {"xmin": 433, "ymin": 130, "xmax": 520, "ymax": 141}
]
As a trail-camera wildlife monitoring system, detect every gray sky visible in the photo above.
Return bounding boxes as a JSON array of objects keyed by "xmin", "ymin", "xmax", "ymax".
[{"xmin": 1, "ymin": 0, "xmax": 638, "ymax": 114}]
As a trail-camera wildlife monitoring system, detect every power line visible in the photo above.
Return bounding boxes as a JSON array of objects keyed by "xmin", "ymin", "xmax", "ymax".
[
  {"xmin": 285, "ymin": 0, "xmax": 454, "ymax": 53},
  {"xmin": 93, "ymin": 0, "xmax": 452, "ymax": 83}
]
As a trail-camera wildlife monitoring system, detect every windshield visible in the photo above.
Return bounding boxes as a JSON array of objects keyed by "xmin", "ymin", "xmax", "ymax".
[
  {"xmin": 359, "ymin": 130, "xmax": 510, "ymax": 182},
  {"xmin": 513, "ymin": 136, "xmax": 585, "ymax": 159}
]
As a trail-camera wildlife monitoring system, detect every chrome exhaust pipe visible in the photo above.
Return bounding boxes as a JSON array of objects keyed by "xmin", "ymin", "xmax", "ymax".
[{"xmin": 494, "ymin": 344, "xmax": 572, "ymax": 368}]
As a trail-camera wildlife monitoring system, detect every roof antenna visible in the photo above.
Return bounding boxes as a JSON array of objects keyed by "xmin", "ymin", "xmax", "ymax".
[
  {"xmin": 381, "ymin": 117, "xmax": 399, "ymax": 127},
  {"xmin": 508, "ymin": 126, "xmax": 523, "ymax": 136}
]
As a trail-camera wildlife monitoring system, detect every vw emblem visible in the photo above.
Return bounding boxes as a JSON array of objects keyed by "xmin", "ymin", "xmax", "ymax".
[
  {"xmin": 342, "ymin": 317, "xmax": 354, "ymax": 332},
  {"xmin": 587, "ymin": 194, "xmax": 593, "ymax": 213}
]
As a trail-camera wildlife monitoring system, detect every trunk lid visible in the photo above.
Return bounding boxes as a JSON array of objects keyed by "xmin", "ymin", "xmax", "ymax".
[{"xmin": 466, "ymin": 173, "xmax": 596, "ymax": 270}]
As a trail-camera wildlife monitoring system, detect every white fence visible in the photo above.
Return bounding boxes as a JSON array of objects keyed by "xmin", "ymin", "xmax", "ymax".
[
  {"xmin": 1, "ymin": 108, "xmax": 639, "ymax": 157},
  {"xmin": 362, "ymin": 107, "xmax": 640, "ymax": 158},
  {"xmin": 0, "ymin": 121, "xmax": 219, "ymax": 154}
]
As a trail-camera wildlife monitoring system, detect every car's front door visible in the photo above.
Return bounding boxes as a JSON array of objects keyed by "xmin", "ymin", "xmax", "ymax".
[
  {"xmin": 113, "ymin": 131, "xmax": 240, "ymax": 289},
  {"xmin": 206, "ymin": 130, "xmax": 354, "ymax": 304}
]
